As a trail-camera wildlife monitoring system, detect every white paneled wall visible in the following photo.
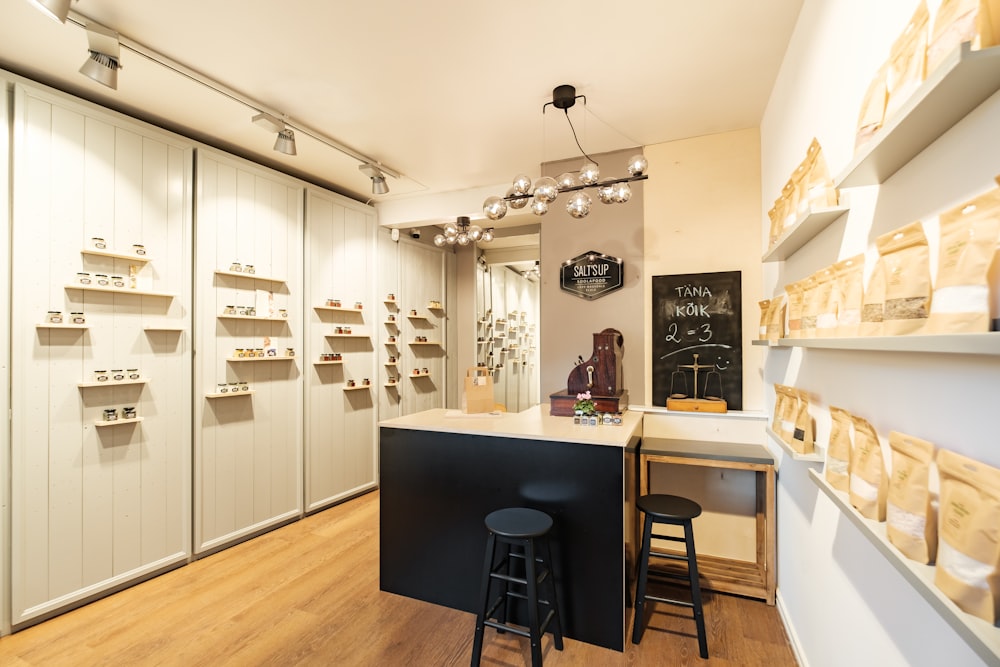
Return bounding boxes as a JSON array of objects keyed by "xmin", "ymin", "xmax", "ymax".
[
  {"xmin": 0, "ymin": 77, "xmax": 12, "ymax": 634},
  {"xmin": 9, "ymin": 83, "xmax": 193, "ymax": 627},
  {"xmin": 193, "ymin": 149, "xmax": 303, "ymax": 553},
  {"xmin": 398, "ymin": 242, "xmax": 450, "ymax": 414},
  {"xmin": 377, "ymin": 229, "xmax": 403, "ymax": 419},
  {"xmin": 479, "ymin": 265, "xmax": 540, "ymax": 413},
  {"xmin": 304, "ymin": 188, "xmax": 378, "ymax": 512}
]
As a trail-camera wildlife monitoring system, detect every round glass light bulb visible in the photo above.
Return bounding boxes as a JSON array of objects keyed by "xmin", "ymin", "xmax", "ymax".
[
  {"xmin": 579, "ymin": 161, "xmax": 600, "ymax": 185},
  {"xmin": 483, "ymin": 195, "xmax": 507, "ymax": 221},
  {"xmin": 597, "ymin": 185, "xmax": 615, "ymax": 204},
  {"xmin": 566, "ymin": 191, "xmax": 592, "ymax": 219},
  {"xmin": 481, "ymin": 228, "xmax": 494, "ymax": 242},
  {"xmin": 532, "ymin": 176, "xmax": 559, "ymax": 204},
  {"xmin": 506, "ymin": 186, "xmax": 529, "ymax": 209},
  {"xmin": 433, "ymin": 234, "xmax": 447, "ymax": 247},
  {"xmin": 512, "ymin": 174, "xmax": 532, "ymax": 195},
  {"xmin": 467, "ymin": 224, "xmax": 483, "ymax": 241},
  {"xmin": 443, "ymin": 221, "xmax": 458, "ymax": 237},
  {"xmin": 613, "ymin": 182, "xmax": 632, "ymax": 203},
  {"xmin": 556, "ymin": 172, "xmax": 578, "ymax": 190},
  {"xmin": 457, "ymin": 233, "xmax": 471, "ymax": 246},
  {"xmin": 530, "ymin": 198, "xmax": 549, "ymax": 216},
  {"xmin": 626, "ymin": 154, "xmax": 648, "ymax": 176}
]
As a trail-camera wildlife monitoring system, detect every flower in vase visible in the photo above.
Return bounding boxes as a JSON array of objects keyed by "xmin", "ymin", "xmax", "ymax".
[{"xmin": 574, "ymin": 390, "xmax": 596, "ymax": 415}]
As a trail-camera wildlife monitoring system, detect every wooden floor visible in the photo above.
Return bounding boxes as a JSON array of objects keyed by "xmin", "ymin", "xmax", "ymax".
[{"xmin": 0, "ymin": 490, "xmax": 798, "ymax": 666}]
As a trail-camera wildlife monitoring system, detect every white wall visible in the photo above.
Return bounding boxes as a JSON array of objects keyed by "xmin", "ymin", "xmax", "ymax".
[
  {"xmin": 0, "ymin": 74, "xmax": 12, "ymax": 635},
  {"xmin": 761, "ymin": 2, "xmax": 1000, "ymax": 666}
]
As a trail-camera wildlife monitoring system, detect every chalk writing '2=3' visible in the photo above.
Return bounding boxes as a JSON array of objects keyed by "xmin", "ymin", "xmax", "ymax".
[{"xmin": 664, "ymin": 321, "xmax": 712, "ymax": 344}]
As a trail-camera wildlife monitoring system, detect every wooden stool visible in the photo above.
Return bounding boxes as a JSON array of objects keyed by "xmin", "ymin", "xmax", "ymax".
[
  {"xmin": 471, "ymin": 507, "xmax": 564, "ymax": 666},
  {"xmin": 632, "ymin": 494, "xmax": 708, "ymax": 658}
]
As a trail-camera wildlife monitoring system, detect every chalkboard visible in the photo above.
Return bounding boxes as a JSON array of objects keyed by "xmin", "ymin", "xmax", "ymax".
[{"xmin": 651, "ymin": 271, "xmax": 742, "ymax": 410}]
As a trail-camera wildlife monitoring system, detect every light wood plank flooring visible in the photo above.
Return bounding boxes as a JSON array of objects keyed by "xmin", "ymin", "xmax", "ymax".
[{"xmin": 0, "ymin": 490, "xmax": 797, "ymax": 666}]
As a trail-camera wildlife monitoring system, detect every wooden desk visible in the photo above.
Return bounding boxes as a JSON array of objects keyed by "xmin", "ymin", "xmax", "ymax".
[{"xmin": 638, "ymin": 437, "xmax": 776, "ymax": 605}]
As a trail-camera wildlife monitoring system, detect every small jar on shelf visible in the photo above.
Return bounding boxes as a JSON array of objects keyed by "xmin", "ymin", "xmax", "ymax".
[
  {"xmin": 70, "ymin": 312, "xmax": 86, "ymax": 324},
  {"xmin": 132, "ymin": 243, "xmax": 146, "ymax": 256},
  {"xmin": 46, "ymin": 311, "xmax": 63, "ymax": 324},
  {"xmin": 123, "ymin": 406, "xmax": 137, "ymax": 419},
  {"xmin": 91, "ymin": 237, "xmax": 107, "ymax": 250}
]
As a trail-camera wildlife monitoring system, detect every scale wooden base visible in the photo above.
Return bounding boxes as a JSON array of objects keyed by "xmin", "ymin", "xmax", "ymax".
[
  {"xmin": 666, "ymin": 397, "xmax": 728, "ymax": 413},
  {"xmin": 549, "ymin": 389, "xmax": 628, "ymax": 417}
]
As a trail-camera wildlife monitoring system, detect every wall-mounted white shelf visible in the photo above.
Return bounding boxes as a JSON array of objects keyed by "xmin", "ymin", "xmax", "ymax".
[
  {"xmin": 66, "ymin": 284, "xmax": 175, "ymax": 298},
  {"xmin": 214, "ymin": 269, "xmax": 285, "ymax": 283},
  {"xmin": 226, "ymin": 356, "xmax": 296, "ymax": 362},
  {"xmin": 78, "ymin": 378, "xmax": 149, "ymax": 388},
  {"xmin": 205, "ymin": 390, "xmax": 255, "ymax": 398},
  {"xmin": 427, "ymin": 303, "xmax": 443, "ymax": 310},
  {"xmin": 409, "ymin": 341, "xmax": 440, "ymax": 346},
  {"xmin": 809, "ymin": 469, "xmax": 1000, "ymax": 665},
  {"xmin": 383, "ymin": 320, "xmax": 399, "ymax": 325},
  {"xmin": 384, "ymin": 340, "xmax": 398, "ymax": 346},
  {"xmin": 406, "ymin": 313, "xmax": 428, "ymax": 320},
  {"xmin": 94, "ymin": 417, "xmax": 143, "ymax": 427},
  {"xmin": 409, "ymin": 372, "xmax": 431, "ymax": 378},
  {"xmin": 344, "ymin": 384, "xmax": 371, "ymax": 391},
  {"xmin": 315, "ymin": 305, "xmax": 364, "ymax": 313},
  {"xmin": 766, "ymin": 426, "xmax": 824, "ymax": 462},
  {"xmin": 836, "ymin": 43, "xmax": 1000, "ymax": 188},
  {"xmin": 82, "ymin": 248, "xmax": 151, "ymax": 262},
  {"xmin": 218, "ymin": 314, "xmax": 289, "ymax": 322},
  {"xmin": 313, "ymin": 360, "xmax": 344, "ymax": 366},
  {"xmin": 753, "ymin": 333, "xmax": 1000, "ymax": 356},
  {"xmin": 384, "ymin": 362, "xmax": 397, "ymax": 366},
  {"xmin": 325, "ymin": 333, "xmax": 369, "ymax": 339},
  {"xmin": 762, "ymin": 204, "xmax": 850, "ymax": 262},
  {"xmin": 36, "ymin": 323, "xmax": 89, "ymax": 330},
  {"xmin": 143, "ymin": 325, "xmax": 186, "ymax": 331}
]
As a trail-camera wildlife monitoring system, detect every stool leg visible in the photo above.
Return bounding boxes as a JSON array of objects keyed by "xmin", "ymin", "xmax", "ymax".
[
  {"xmin": 471, "ymin": 532, "xmax": 496, "ymax": 667},
  {"xmin": 631, "ymin": 513, "xmax": 653, "ymax": 645},
  {"xmin": 524, "ymin": 538, "xmax": 543, "ymax": 667},
  {"xmin": 542, "ymin": 537, "xmax": 564, "ymax": 651},
  {"xmin": 684, "ymin": 519, "xmax": 709, "ymax": 659}
]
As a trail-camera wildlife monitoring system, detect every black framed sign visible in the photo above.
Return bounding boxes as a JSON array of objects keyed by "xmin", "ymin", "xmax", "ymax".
[
  {"xmin": 560, "ymin": 250, "xmax": 624, "ymax": 300},
  {"xmin": 651, "ymin": 271, "xmax": 742, "ymax": 410}
]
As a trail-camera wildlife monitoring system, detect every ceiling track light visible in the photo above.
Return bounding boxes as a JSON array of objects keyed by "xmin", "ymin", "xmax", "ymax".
[
  {"xmin": 79, "ymin": 23, "xmax": 121, "ymax": 89},
  {"xmin": 251, "ymin": 112, "xmax": 296, "ymax": 155},
  {"xmin": 359, "ymin": 163, "xmax": 391, "ymax": 195},
  {"xmin": 433, "ymin": 216, "xmax": 494, "ymax": 247},
  {"xmin": 482, "ymin": 84, "xmax": 648, "ymax": 222},
  {"xmin": 27, "ymin": 0, "xmax": 72, "ymax": 23}
]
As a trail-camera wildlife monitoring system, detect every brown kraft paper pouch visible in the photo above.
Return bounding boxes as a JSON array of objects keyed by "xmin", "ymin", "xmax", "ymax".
[
  {"xmin": 885, "ymin": 1, "xmax": 931, "ymax": 121},
  {"xmin": 799, "ymin": 274, "xmax": 819, "ymax": 339},
  {"xmin": 776, "ymin": 384, "xmax": 799, "ymax": 444},
  {"xmin": 926, "ymin": 186, "xmax": 1000, "ymax": 333},
  {"xmin": 766, "ymin": 293, "xmax": 787, "ymax": 343},
  {"xmin": 814, "ymin": 267, "xmax": 840, "ymax": 338},
  {"xmin": 860, "ymin": 257, "xmax": 886, "ymax": 336},
  {"xmin": 856, "ymin": 62, "xmax": 890, "ymax": 151},
  {"xmin": 791, "ymin": 388, "xmax": 815, "ymax": 454},
  {"xmin": 849, "ymin": 415, "xmax": 887, "ymax": 521},
  {"xmin": 785, "ymin": 281, "xmax": 805, "ymax": 338},
  {"xmin": 758, "ymin": 299, "xmax": 771, "ymax": 340},
  {"xmin": 935, "ymin": 449, "xmax": 1000, "ymax": 623},
  {"xmin": 834, "ymin": 254, "xmax": 866, "ymax": 337},
  {"xmin": 928, "ymin": 0, "xmax": 1000, "ymax": 75},
  {"xmin": 887, "ymin": 431, "xmax": 937, "ymax": 564},
  {"xmin": 771, "ymin": 384, "xmax": 790, "ymax": 437},
  {"xmin": 804, "ymin": 138, "xmax": 839, "ymax": 211},
  {"xmin": 826, "ymin": 406, "xmax": 854, "ymax": 492},
  {"xmin": 877, "ymin": 221, "xmax": 932, "ymax": 335}
]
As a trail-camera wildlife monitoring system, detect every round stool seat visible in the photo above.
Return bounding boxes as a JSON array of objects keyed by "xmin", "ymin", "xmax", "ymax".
[
  {"xmin": 637, "ymin": 494, "xmax": 702, "ymax": 521},
  {"xmin": 485, "ymin": 507, "xmax": 552, "ymax": 538}
]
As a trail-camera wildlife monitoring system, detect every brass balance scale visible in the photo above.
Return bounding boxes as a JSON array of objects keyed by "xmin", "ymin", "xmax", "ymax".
[{"xmin": 666, "ymin": 353, "xmax": 727, "ymax": 413}]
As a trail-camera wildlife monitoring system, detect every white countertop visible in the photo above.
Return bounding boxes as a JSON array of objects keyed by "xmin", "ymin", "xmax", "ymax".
[{"xmin": 379, "ymin": 404, "xmax": 642, "ymax": 448}]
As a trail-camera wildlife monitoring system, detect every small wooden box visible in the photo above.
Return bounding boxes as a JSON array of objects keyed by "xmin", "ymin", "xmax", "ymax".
[
  {"xmin": 666, "ymin": 397, "xmax": 728, "ymax": 413},
  {"xmin": 549, "ymin": 389, "xmax": 628, "ymax": 417}
]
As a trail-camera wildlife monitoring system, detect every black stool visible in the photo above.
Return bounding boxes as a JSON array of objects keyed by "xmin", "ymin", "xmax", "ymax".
[
  {"xmin": 632, "ymin": 494, "xmax": 708, "ymax": 658},
  {"xmin": 471, "ymin": 507, "xmax": 563, "ymax": 667}
]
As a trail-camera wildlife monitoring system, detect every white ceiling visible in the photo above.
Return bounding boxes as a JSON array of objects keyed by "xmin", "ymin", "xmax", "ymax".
[{"xmin": 0, "ymin": 0, "xmax": 803, "ymax": 211}]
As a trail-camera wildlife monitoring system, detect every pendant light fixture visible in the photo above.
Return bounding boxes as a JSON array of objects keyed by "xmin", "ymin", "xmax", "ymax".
[
  {"xmin": 433, "ymin": 216, "xmax": 495, "ymax": 247},
  {"xmin": 79, "ymin": 23, "xmax": 121, "ymax": 89},
  {"xmin": 482, "ymin": 85, "xmax": 648, "ymax": 222}
]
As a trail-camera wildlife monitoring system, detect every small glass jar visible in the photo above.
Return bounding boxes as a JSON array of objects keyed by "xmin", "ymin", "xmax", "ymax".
[
  {"xmin": 228, "ymin": 382, "xmax": 239, "ymax": 393},
  {"xmin": 331, "ymin": 299, "xmax": 341, "ymax": 308},
  {"xmin": 335, "ymin": 326, "xmax": 344, "ymax": 334},
  {"xmin": 112, "ymin": 275, "xmax": 125, "ymax": 288},
  {"xmin": 347, "ymin": 379, "xmax": 356, "ymax": 387},
  {"xmin": 362, "ymin": 378, "xmax": 370, "ymax": 386},
  {"xmin": 254, "ymin": 348, "xmax": 263, "ymax": 357},
  {"xmin": 387, "ymin": 314, "xmax": 395, "ymax": 322},
  {"xmin": 71, "ymin": 312, "xmax": 86, "ymax": 324},
  {"xmin": 410, "ymin": 309, "xmax": 418, "ymax": 316},
  {"xmin": 613, "ymin": 412, "xmax": 623, "ymax": 425},
  {"xmin": 387, "ymin": 335, "xmax": 396, "ymax": 343},
  {"xmin": 235, "ymin": 348, "xmax": 246, "ymax": 358},
  {"xmin": 239, "ymin": 382, "xmax": 249, "ymax": 391},
  {"xmin": 589, "ymin": 415, "xmax": 598, "ymax": 426},
  {"xmin": 285, "ymin": 348, "xmax": 295, "ymax": 357},
  {"xmin": 123, "ymin": 407, "xmax": 137, "ymax": 419},
  {"xmin": 237, "ymin": 307, "xmax": 248, "ymax": 316},
  {"xmin": 77, "ymin": 272, "xmax": 92, "ymax": 285},
  {"xmin": 321, "ymin": 353, "xmax": 331, "ymax": 361},
  {"xmin": 95, "ymin": 274, "xmax": 109, "ymax": 286},
  {"xmin": 266, "ymin": 348, "xmax": 277, "ymax": 357},
  {"xmin": 573, "ymin": 409, "xmax": 582, "ymax": 425},
  {"xmin": 111, "ymin": 369, "xmax": 125, "ymax": 382},
  {"xmin": 103, "ymin": 408, "xmax": 118, "ymax": 421},
  {"xmin": 218, "ymin": 383, "xmax": 228, "ymax": 393},
  {"xmin": 386, "ymin": 293, "xmax": 395, "ymax": 301},
  {"xmin": 279, "ymin": 309, "xmax": 288, "ymax": 318},
  {"xmin": 229, "ymin": 262, "xmax": 242, "ymax": 272},
  {"xmin": 132, "ymin": 244, "xmax": 146, "ymax": 256},
  {"xmin": 354, "ymin": 301, "xmax": 363, "ymax": 310},
  {"xmin": 422, "ymin": 367, "xmax": 429, "ymax": 374},
  {"xmin": 388, "ymin": 355, "xmax": 396, "ymax": 363},
  {"xmin": 343, "ymin": 326, "xmax": 352, "ymax": 334},
  {"xmin": 244, "ymin": 264, "xmax": 255, "ymax": 274},
  {"xmin": 127, "ymin": 368, "xmax": 140, "ymax": 380},
  {"xmin": 333, "ymin": 353, "xmax": 342, "ymax": 361},
  {"xmin": 602, "ymin": 413, "xmax": 612, "ymax": 425},
  {"xmin": 94, "ymin": 369, "xmax": 109, "ymax": 383},
  {"xmin": 247, "ymin": 307, "xmax": 256, "ymax": 317},
  {"xmin": 46, "ymin": 311, "xmax": 63, "ymax": 324},
  {"xmin": 225, "ymin": 305, "xmax": 237, "ymax": 315},
  {"xmin": 92, "ymin": 237, "xmax": 107, "ymax": 250}
]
